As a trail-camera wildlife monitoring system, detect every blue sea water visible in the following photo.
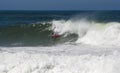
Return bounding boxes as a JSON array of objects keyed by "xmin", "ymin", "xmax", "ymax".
[{"xmin": 0, "ymin": 10, "xmax": 120, "ymax": 26}]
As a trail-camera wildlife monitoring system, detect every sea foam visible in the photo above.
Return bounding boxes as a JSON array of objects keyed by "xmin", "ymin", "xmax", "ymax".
[
  {"xmin": 0, "ymin": 50, "xmax": 120, "ymax": 73},
  {"xmin": 0, "ymin": 41, "xmax": 120, "ymax": 73}
]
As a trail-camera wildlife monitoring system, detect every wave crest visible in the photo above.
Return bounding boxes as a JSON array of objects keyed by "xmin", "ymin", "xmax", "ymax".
[{"xmin": 51, "ymin": 19, "xmax": 120, "ymax": 46}]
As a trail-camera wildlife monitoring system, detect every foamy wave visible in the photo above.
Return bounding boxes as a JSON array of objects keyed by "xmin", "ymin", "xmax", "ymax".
[
  {"xmin": 52, "ymin": 19, "xmax": 120, "ymax": 46},
  {"xmin": 0, "ymin": 51, "xmax": 120, "ymax": 73}
]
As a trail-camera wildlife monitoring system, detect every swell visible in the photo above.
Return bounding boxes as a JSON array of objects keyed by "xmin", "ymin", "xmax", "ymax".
[
  {"xmin": 0, "ymin": 22, "xmax": 53, "ymax": 46},
  {"xmin": 0, "ymin": 22, "xmax": 78, "ymax": 47}
]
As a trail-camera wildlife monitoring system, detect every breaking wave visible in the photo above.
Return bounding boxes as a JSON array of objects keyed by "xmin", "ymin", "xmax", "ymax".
[
  {"xmin": 1, "ymin": 18, "xmax": 120, "ymax": 47},
  {"xmin": 52, "ymin": 19, "xmax": 120, "ymax": 46}
]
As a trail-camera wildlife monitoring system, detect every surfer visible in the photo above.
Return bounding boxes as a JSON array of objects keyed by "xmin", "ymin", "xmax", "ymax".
[{"xmin": 51, "ymin": 32, "xmax": 60, "ymax": 39}]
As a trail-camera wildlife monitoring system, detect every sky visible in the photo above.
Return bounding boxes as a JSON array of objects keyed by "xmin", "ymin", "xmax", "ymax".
[{"xmin": 0, "ymin": 0, "xmax": 120, "ymax": 10}]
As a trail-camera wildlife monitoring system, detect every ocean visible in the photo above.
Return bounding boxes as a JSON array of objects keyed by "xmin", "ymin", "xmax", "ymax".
[{"xmin": 0, "ymin": 10, "xmax": 120, "ymax": 73}]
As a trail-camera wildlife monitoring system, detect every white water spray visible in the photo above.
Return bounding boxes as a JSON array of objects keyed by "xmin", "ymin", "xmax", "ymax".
[{"xmin": 52, "ymin": 19, "xmax": 120, "ymax": 46}]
